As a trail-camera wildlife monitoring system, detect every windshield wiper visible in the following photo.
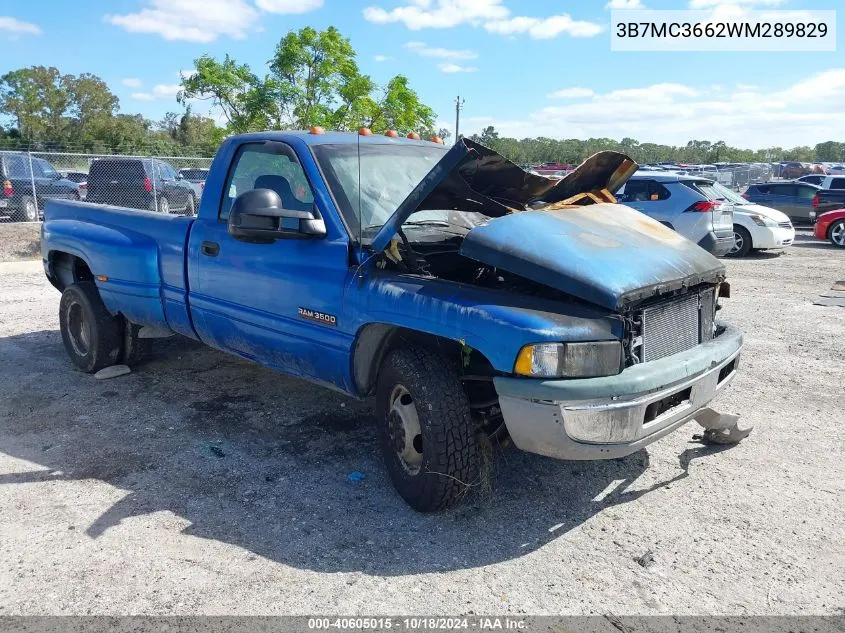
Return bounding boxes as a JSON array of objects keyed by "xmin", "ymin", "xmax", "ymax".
[{"xmin": 402, "ymin": 220, "xmax": 450, "ymax": 227}]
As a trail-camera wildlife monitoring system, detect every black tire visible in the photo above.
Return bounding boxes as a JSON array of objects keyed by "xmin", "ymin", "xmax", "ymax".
[
  {"xmin": 185, "ymin": 194, "xmax": 196, "ymax": 216},
  {"xmin": 828, "ymin": 219, "xmax": 845, "ymax": 248},
  {"xmin": 13, "ymin": 196, "xmax": 38, "ymax": 222},
  {"xmin": 121, "ymin": 320, "xmax": 152, "ymax": 366},
  {"xmin": 59, "ymin": 282, "xmax": 122, "ymax": 373},
  {"xmin": 727, "ymin": 225, "xmax": 752, "ymax": 257},
  {"xmin": 376, "ymin": 345, "xmax": 480, "ymax": 512}
]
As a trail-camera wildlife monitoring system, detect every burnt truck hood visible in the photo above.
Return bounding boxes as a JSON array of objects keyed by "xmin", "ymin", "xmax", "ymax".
[
  {"xmin": 460, "ymin": 206, "xmax": 725, "ymax": 311},
  {"xmin": 370, "ymin": 138, "xmax": 725, "ymax": 312},
  {"xmin": 370, "ymin": 138, "xmax": 637, "ymax": 253}
]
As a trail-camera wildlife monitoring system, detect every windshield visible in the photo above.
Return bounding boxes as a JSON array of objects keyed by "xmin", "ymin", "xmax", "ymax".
[
  {"xmin": 313, "ymin": 143, "xmax": 449, "ymax": 236},
  {"xmin": 710, "ymin": 182, "xmax": 747, "ymax": 205}
]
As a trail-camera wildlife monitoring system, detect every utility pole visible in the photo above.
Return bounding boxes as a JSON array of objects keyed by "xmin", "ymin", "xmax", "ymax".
[{"xmin": 454, "ymin": 95, "xmax": 465, "ymax": 144}]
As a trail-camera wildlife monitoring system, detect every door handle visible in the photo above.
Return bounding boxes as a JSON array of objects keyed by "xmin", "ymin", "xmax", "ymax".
[{"xmin": 201, "ymin": 241, "xmax": 220, "ymax": 257}]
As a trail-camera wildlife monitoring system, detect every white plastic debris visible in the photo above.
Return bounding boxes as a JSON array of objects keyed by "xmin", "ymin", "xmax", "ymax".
[{"xmin": 94, "ymin": 365, "xmax": 131, "ymax": 380}]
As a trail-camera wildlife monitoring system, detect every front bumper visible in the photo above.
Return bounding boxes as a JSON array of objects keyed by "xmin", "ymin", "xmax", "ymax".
[
  {"xmin": 750, "ymin": 225, "xmax": 795, "ymax": 250},
  {"xmin": 494, "ymin": 326, "xmax": 743, "ymax": 460}
]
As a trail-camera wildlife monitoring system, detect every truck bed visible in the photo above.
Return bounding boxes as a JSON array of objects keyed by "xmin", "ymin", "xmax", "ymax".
[{"xmin": 42, "ymin": 200, "xmax": 197, "ymax": 338}]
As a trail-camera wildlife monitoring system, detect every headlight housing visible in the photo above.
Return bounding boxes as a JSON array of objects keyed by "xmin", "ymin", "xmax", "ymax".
[
  {"xmin": 749, "ymin": 214, "xmax": 777, "ymax": 227},
  {"xmin": 514, "ymin": 341, "xmax": 622, "ymax": 378}
]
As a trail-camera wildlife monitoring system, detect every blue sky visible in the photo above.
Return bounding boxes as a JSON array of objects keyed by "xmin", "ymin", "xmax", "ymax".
[{"xmin": 1, "ymin": 0, "xmax": 842, "ymax": 148}]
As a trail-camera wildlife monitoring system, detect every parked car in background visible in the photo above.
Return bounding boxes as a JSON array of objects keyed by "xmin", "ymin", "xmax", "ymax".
[
  {"xmin": 741, "ymin": 182, "xmax": 839, "ymax": 226},
  {"xmin": 708, "ymin": 182, "xmax": 794, "ymax": 257},
  {"xmin": 814, "ymin": 209, "xmax": 845, "ymax": 248},
  {"xmin": 59, "ymin": 170, "xmax": 88, "ymax": 200},
  {"xmin": 819, "ymin": 175, "xmax": 845, "ymax": 190},
  {"xmin": 0, "ymin": 152, "xmax": 80, "ymax": 222},
  {"xmin": 797, "ymin": 174, "xmax": 826, "ymax": 186},
  {"xmin": 85, "ymin": 158, "xmax": 197, "ymax": 215},
  {"xmin": 780, "ymin": 162, "xmax": 810, "ymax": 180},
  {"xmin": 178, "ymin": 168, "xmax": 209, "ymax": 204},
  {"xmin": 616, "ymin": 172, "xmax": 735, "ymax": 256}
]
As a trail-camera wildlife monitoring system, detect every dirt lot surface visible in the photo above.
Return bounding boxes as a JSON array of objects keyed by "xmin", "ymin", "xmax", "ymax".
[
  {"xmin": 0, "ymin": 232, "xmax": 843, "ymax": 616},
  {"xmin": 0, "ymin": 222, "xmax": 41, "ymax": 262}
]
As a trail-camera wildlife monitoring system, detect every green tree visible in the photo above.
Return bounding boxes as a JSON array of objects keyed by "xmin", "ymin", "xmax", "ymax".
[
  {"xmin": 0, "ymin": 66, "xmax": 71, "ymax": 141},
  {"xmin": 815, "ymin": 140, "xmax": 844, "ymax": 162},
  {"xmin": 269, "ymin": 26, "xmax": 366, "ymax": 129},
  {"xmin": 179, "ymin": 55, "xmax": 272, "ymax": 133}
]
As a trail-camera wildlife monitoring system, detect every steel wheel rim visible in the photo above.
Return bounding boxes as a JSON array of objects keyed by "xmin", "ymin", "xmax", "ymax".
[
  {"xmin": 67, "ymin": 301, "xmax": 90, "ymax": 357},
  {"xmin": 24, "ymin": 200, "xmax": 36, "ymax": 221},
  {"xmin": 387, "ymin": 384, "xmax": 423, "ymax": 475},
  {"xmin": 731, "ymin": 231, "xmax": 743, "ymax": 254},
  {"xmin": 832, "ymin": 223, "xmax": 845, "ymax": 246}
]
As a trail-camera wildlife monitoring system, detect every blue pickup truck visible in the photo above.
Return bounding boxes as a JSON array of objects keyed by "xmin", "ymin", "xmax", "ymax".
[{"xmin": 41, "ymin": 131, "xmax": 744, "ymax": 511}]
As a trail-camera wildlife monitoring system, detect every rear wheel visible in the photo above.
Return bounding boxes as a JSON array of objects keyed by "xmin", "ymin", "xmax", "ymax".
[
  {"xmin": 376, "ymin": 345, "xmax": 480, "ymax": 512},
  {"xmin": 185, "ymin": 194, "xmax": 196, "ymax": 216},
  {"xmin": 727, "ymin": 225, "xmax": 752, "ymax": 257},
  {"xmin": 59, "ymin": 282, "xmax": 122, "ymax": 373},
  {"xmin": 829, "ymin": 220, "xmax": 845, "ymax": 248},
  {"xmin": 14, "ymin": 197, "xmax": 38, "ymax": 222}
]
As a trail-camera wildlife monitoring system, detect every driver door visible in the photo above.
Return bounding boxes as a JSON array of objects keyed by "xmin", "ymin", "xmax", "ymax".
[{"xmin": 187, "ymin": 140, "xmax": 354, "ymax": 389}]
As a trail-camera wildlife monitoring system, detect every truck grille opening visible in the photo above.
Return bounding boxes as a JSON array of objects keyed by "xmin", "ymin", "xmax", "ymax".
[
  {"xmin": 644, "ymin": 387, "xmax": 692, "ymax": 424},
  {"xmin": 718, "ymin": 358, "xmax": 737, "ymax": 383},
  {"xmin": 636, "ymin": 288, "xmax": 717, "ymax": 364}
]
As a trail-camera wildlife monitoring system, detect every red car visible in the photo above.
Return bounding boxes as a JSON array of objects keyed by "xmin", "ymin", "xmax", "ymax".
[{"xmin": 814, "ymin": 209, "xmax": 845, "ymax": 247}]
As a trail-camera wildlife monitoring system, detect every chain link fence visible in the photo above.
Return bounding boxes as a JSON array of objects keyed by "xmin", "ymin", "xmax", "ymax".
[{"xmin": 0, "ymin": 149, "xmax": 213, "ymax": 223}]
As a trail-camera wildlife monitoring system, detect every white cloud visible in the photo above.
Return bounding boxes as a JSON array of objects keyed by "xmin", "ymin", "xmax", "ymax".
[
  {"xmin": 373, "ymin": 55, "xmax": 391, "ymax": 62},
  {"xmin": 254, "ymin": 0, "xmax": 324, "ymax": 12},
  {"xmin": 735, "ymin": 83, "xmax": 757, "ymax": 91},
  {"xmin": 606, "ymin": 0, "xmax": 645, "ymax": 8},
  {"xmin": 484, "ymin": 14, "xmax": 604, "ymax": 38},
  {"xmin": 179, "ymin": 69, "xmax": 197, "ymax": 80},
  {"xmin": 0, "ymin": 16, "xmax": 42, "ymax": 34},
  {"xmin": 105, "ymin": 0, "xmax": 259, "ymax": 42},
  {"xmin": 689, "ymin": 0, "xmax": 785, "ymax": 6},
  {"xmin": 122, "ymin": 78, "xmax": 142, "ymax": 88},
  {"xmin": 547, "ymin": 87, "xmax": 595, "ymax": 99},
  {"xmin": 364, "ymin": 0, "xmax": 603, "ymax": 39},
  {"xmin": 132, "ymin": 84, "xmax": 182, "ymax": 101},
  {"xmin": 439, "ymin": 63, "xmax": 478, "ymax": 73},
  {"xmin": 475, "ymin": 69, "xmax": 845, "ymax": 149},
  {"xmin": 363, "ymin": 0, "xmax": 509, "ymax": 29},
  {"xmin": 404, "ymin": 41, "xmax": 478, "ymax": 59}
]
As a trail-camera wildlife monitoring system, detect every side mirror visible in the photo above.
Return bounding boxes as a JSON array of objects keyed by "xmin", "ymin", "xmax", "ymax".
[{"xmin": 228, "ymin": 188, "xmax": 326, "ymax": 242}]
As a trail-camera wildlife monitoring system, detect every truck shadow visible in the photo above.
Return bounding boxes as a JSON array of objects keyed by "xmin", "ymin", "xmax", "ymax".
[{"xmin": 0, "ymin": 329, "xmax": 729, "ymax": 576}]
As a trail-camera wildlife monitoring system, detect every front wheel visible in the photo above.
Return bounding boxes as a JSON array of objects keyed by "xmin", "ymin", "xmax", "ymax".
[
  {"xmin": 727, "ymin": 225, "xmax": 752, "ymax": 257},
  {"xmin": 185, "ymin": 194, "xmax": 196, "ymax": 216},
  {"xmin": 59, "ymin": 282, "xmax": 122, "ymax": 373},
  {"xmin": 829, "ymin": 220, "xmax": 845, "ymax": 248},
  {"xmin": 376, "ymin": 346, "xmax": 480, "ymax": 512}
]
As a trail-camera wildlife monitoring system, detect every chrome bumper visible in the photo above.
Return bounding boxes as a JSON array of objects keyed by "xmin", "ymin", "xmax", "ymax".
[{"xmin": 494, "ymin": 326, "xmax": 742, "ymax": 461}]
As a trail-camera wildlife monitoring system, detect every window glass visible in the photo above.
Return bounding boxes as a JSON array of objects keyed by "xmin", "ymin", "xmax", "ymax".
[
  {"xmin": 37, "ymin": 159, "xmax": 59, "ymax": 178},
  {"xmin": 796, "ymin": 185, "xmax": 817, "ymax": 200},
  {"xmin": 830, "ymin": 178, "xmax": 845, "ymax": 190},
  {"xmin": 618, "ymin": 180, "xmax": 651, "ymax": 202},
  {"xmin": 220, "ymin": 143, "xmax": 314, "ymax": 221},
  {"xmin": 312, "ymin": 143, "xmax": 447, "ymax": 234},
  {"xmin": 4, "ymin": 154, "xmax": 32, "ymax": 179},
  {"xmin": 771, "ymin": 184, "xmax": 797, "ymax": 197}
]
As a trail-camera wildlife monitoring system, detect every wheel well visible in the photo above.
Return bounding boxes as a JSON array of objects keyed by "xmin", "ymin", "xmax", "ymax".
[
  {"xmin": 48, "ymin": 251, "xmax": 94, "ymax": 291},
  {"xmin": 352, "ymin": 325, "xmax": 496, "ymax": 397}
]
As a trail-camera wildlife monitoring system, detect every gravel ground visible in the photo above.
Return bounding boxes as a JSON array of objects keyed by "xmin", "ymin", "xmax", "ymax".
[
  {"xmin": 0, "ymin": 232, "xmax": 843, "ymax": 617},
  {"xmin": 0, "ymin": 222, "xmax": 40, "ymax": 262}
]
